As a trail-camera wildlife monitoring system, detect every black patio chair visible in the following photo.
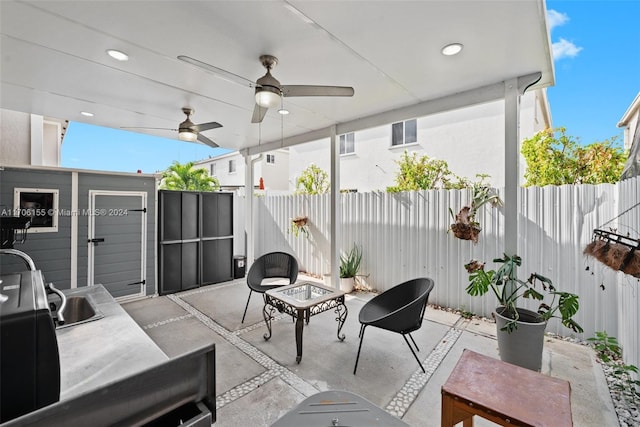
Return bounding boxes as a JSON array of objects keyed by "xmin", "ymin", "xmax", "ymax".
[
  {"xmin": 241, "ymin": 251, "xmax": 299, "ymax": 323},
  {"xmin": 353, "ymin": 277, "xmax": 435, "ymax": 375}
]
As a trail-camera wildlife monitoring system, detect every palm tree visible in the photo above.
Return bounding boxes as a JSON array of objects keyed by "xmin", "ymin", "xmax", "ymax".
[{"xmin": 160, "ymin": 161, "xmax": 220, "ymax": 191}]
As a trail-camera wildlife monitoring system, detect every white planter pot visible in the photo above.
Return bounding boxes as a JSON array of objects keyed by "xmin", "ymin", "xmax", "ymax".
[
  {"xmin": 323, "ymin": 274, "xmax": 332, "ymax": 287},
  {"xmin": 494, "ymin": 306, "xmax": 546, "ymax": 371},
  {"xmin": 339, "ymin": 277, "xmax": 354, "ymax": 293}
]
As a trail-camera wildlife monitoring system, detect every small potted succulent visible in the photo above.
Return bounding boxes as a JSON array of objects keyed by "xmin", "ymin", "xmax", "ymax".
[
  {"xmin": 464, "ymin": 254, "xmax": 583, "ymax": 371},
  {"xmin": 339, "ymin": 243, "xmax": 362, "ymax": 293}
]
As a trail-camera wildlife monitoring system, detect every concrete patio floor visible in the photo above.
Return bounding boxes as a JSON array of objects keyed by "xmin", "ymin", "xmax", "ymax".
[{"xmin": 123, "ymin": 276, "xmax": 619, "ymax": 426}]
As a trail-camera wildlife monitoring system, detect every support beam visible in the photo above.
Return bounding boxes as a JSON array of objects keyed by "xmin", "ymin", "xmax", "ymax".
[
  {"xmin": 504, "ymin": 72, "xmax": 542, "ymax": 256},
  {"xmin": 504, "ymin": 79, "xmax": 519, "ymax": 256},
  {"xmin": 329, "ymin": 126, "xmax": 340, "ymax": 289},
  {"xmin": 244, "ymin": 154, "xmax": 255, "ymax": 265},
  {"xmin": 244, "ymin": 73, "xmax": 542, "ymax": 156}
]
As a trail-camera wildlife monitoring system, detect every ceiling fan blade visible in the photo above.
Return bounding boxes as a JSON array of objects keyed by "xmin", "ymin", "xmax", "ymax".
[
  {"xmin": 282, "ymin": 85, "xmax": 355, "ymax": 97},
  {"xmin": 197, "ymin": 133, "xmax": 219, "ymax": 148},
  {"xmin": 120, "ymin": 127, "xmax": 177, "ymax": 131},
  {"xmin": 178, "ymin": 55, "xmax": 255, "ymax": 88},
  {"xmin": 193, "ymin": 121, "xmax": 223, "ymax": 132},
  {"xmin": 251, "ymin": 104, "xmax": 268, "ymax": 123}
]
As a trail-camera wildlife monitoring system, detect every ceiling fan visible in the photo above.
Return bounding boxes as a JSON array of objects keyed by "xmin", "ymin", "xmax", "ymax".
[
  {"xmin": 178, "ymin": 54, "xmax": 355, "ymax": 123},
  {"xmin": 122, "ymin": 108, "xmax": 222, "ymax": 147}
]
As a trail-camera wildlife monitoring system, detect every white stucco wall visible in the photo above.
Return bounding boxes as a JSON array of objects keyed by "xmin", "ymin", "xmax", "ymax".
[
  {"xmin": 260, "ymin": 150, "xmax": 290, "ymax": 190},
  {"xmin": 1, "ymin": 109, "xmax": 31, "ymax": 164},
  {"xmin": 0, "ymin": 109, "xmax": 63, "ymax": 167},
  {"xmin": 618, "ymin": 92, "xmax": 640, "ymax": 151},
  {"xmin": 622, "ymin": 112, "xmax": 638, "ymax": 151},
  {"xmin": 289, "ymin": 90, "xmax": 549, "ymax": 192},
  {"xmin": 194, "ymin": 149, "xmax": 290, "ymax": 191}
]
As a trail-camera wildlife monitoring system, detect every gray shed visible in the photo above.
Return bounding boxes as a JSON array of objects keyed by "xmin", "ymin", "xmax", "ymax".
[{"xmin": 0, "ymin": 166, "xmax": 156, "ymax": 299}]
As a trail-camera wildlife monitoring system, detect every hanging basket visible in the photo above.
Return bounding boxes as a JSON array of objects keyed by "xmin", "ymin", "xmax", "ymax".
[
  {"xmin": 292, "ymin": 216, "xmax": 308, "ymax": 227},
  {"xmin": 290, "ymin": 216, "xmax": 310, "ymax": 238},
  {"xmin": 584, "ymin": 229, "xmax": 640, "ymax": 278},
  {"xmin": 450, "ymin": 223, "xmax": 481, "ymax": 243},
  {"xmin": 449, "ymin": 206, "xmax": 481, "ymax": 243}
]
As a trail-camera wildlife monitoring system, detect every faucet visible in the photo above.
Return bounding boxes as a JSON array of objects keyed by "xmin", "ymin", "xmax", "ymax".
[{"xmin": 46, "ymin": 282, "xmax": 66, "ymax": 325}]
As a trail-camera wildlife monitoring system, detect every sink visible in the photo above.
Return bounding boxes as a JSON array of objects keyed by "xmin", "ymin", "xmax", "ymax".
[{"xmin": 56, "ymin": 296, "xmax": 103, "ymax": 328}]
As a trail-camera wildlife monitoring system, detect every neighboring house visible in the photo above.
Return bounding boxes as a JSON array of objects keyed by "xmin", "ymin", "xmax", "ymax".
[
  {"xmin": 618, "ymin": 92, "xmax": 640, "ymax": 151},
  {"xmin": 0, "ymin": 109, "xmax": 66, "ymax": 167},
  {"xmin": 618, "ymin": 92, "xmax": 640, "ymax": 180},
  {"xmin": 289, "ymin": 89, "xmax": 551, "ymax": 191},
  {"xmin": 193, "ymin": 149, "xmax": 290, "ymax": 192}
]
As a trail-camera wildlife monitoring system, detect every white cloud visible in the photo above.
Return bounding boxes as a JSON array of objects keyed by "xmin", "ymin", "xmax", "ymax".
[
  {"xmin": 546, "ymin": 10, "xmax": 582, "ymax": 61},
  {"xmin": 547, "ymin": 9, "xmax": 569, "ymax": 32},
  {"xmin": 552, "ymin": 38, "xmax": 583, "ymax": 60}
]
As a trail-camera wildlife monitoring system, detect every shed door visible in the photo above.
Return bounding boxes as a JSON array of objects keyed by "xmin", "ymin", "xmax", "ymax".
[{"xmin": 88, "ymin": 191, "xmax": 147, "ymax": 300}]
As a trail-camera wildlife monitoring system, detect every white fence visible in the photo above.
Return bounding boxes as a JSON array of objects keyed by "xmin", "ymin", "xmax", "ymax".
[{"xmin": 251, "ymin": 177, "xmax": 640, "ymax": 366}]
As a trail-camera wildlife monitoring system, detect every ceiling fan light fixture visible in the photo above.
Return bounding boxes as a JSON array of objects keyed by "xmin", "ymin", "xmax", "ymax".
[
  {"xmin": 255, "ymin": 86, "xmax": 281, "ymax": 108},
  {"xmin": 178, "ymin": 130, "xmax": 197, "ymax": 142},
  {"xmin": 441, "ymin": 43, "xmax": 463, "ymax": 56}
]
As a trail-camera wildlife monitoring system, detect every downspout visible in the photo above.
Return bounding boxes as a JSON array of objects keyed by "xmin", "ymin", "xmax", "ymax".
[{"xmin": 244, "ymin": 153, "xmax": 263, "ymax": 266}]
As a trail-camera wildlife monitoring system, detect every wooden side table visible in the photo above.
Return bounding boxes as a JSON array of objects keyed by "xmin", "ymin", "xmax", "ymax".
[{"xmin": 441, "ymin": 349, "xmax": 572, "ymax": 426}]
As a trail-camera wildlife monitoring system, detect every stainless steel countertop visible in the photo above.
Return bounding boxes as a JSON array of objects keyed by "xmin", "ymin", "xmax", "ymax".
[{"xmin": 55, "ymin": 285, "xmax": 168, "ymax": 401}]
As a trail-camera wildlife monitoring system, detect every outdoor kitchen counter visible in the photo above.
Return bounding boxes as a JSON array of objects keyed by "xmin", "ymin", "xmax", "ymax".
[{"xmin": 55, "ymin": 285, "xmax": 168, "ymax": 401}]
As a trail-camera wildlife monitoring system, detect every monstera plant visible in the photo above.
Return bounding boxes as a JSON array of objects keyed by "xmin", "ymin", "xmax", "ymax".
[{"xmin": 465, "ymin": 254, "xmax": 582, "ymax": 371}]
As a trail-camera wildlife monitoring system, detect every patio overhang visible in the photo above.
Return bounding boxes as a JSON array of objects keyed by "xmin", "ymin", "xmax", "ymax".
[
  {"xmin": 0, "ymin": 1, "xmax": 555, "ymax": 280},
  {"xmin": 1, "ymin": 1, "xmax": 554, "ymax": 154}
]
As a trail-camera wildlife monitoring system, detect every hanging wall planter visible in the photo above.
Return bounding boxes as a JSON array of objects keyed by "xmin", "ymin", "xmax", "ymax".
[
  {"xmin": 583, "ymin": 229, "xmax": 640, "ymax": 278},
  {"xmin": 290, "ymin": 216, "xmax": 310, "ymax": 238},
  {"xmin": 450, "ymin": 207, "xmax": 482, "ymax": 243},
  {"xmin": 449, "ymin": 176, "xmax": 502, "ymax": 244}
]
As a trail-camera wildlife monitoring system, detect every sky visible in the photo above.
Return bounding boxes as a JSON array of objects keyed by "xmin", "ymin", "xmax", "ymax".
[
  {"xmin": 62, "ymin": 124, "xmax": 230, "ymax": 174},
  {"xmin": 61, "ymin": 1, "xmax": 640, "ymax": 174},
  {"xmin": 545, "ymin": 0, "xmax": 639, "ymax": 144}
]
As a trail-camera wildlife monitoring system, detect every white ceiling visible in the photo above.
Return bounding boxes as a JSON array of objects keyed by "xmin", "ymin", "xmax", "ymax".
[{"xmin": 0, "ymin": 0, "xmax": 554, "ymax": 154}]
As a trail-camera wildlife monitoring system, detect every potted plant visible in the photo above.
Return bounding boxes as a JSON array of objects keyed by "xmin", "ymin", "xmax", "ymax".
[
  {"xmin": 290, "ymin": 215, "xmax": 309, "ymax": 238},
  {"xmin": 450, "ymin": 175, "xmax": 503, "ymax": 243},
  {"xmin": 464, "ymin": 254, "xmax": 583, "ymax": 371},
  {"xmin": 339, "ymin": 243, "xmax": 362, "ymax": 293}
]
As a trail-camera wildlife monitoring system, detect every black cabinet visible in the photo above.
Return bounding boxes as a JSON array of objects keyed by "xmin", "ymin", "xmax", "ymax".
[{"xmin": 158, "ymin": 191, "xmax": 233, "ymax": 295}]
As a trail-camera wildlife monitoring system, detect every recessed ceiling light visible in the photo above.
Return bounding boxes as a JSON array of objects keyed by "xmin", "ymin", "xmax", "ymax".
[
  {"xmin": 106, "ymin": 49, "xmax": 129, "ymax": 61},
  {"xmin": 441, "ymin": 43, "xmax": 463, "ymax": 56},
  {"xmin": 278, "ymin": 108, "xmax": 289, "ymax": 115},
  {"xmin": 80, "ymin": 111, "xmax": 94, "ymax": 117}
]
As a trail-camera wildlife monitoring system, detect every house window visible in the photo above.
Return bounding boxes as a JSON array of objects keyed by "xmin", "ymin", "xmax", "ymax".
[
  {"xmin": 340, "ymin": 133, "xmax": 355, "ymax": 154},
  {"xmin": 266, "ymin": 154, "xmax": 275, "ymax": 164},
  {"xmin": 391, "ymin": 119, "xmax": 417, "ymax": 146},
  {"xmin": 228, "ymin": 160, "xmax": 236, "ymax": 173},
  {"xmin": 210, "ymin": 163, "xmax": 216, "ymax": 176}
]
